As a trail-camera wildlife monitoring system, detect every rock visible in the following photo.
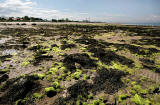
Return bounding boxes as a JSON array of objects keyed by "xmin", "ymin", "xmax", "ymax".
[
  {"xmin": 0, "ymin": 74, "xmax": 9, "ymax": 83},
  {"xmin": 153, "ymin": 87, "xmax": 160, "ymax": 94},
  {"xmin": 63, "ymin": 53, "xmax": 97, "ymax": 71},
  {"xmin": 0, "ymin": 75, "xmax": 39, "ymax": 105}
]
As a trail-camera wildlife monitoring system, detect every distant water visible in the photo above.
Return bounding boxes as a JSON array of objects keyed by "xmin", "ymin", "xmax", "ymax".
[{"xmin": 123, "ymin": 23, "xmax": 160, "ymax": 26}]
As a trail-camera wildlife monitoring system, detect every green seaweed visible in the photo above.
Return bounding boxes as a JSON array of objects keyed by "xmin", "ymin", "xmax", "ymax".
[
  {"xmin": 32, "ymin": 93, "xmax": 43, "ymax": 99},
  {"xmin": 88, "ymin": 93, "xmax": 93, "ymax": 99},
  {"xmin": 53, "ymin": 81, "xmax": 60, "ymax": 89},
  {"xmin": 45, "ymin": 87, "xmax": 56, "ymax": 97},
  {"xmin": 131, "ymin": 94, "xmax": 151, "ymax": 105},
  {"xmin": 32, "ymin": 73, "xmax": 45, "ymax": 80},
  {"xmin": 118, "ymin": 94, "xmax": 129, "ymax": 102},
  {"xmin": 110, "ymin": 61, "xmax": 134, "ymax": 74},
  {"xmin": 0, "ymin": 68, "xmax": 9, "ymax": 73},
  {"xmin": 46, "ymin": 75, "xmax": 53, "ymax": 81},
  {"xmin": 21, "ymin": 59, "xmax": 30, "ymax": 67},
  {"xmin": 15, "ymin": 99, "xmax": 26, "ymax": 105},
  {"xmin": 72, "ymin": 70, "xmax": 82, "ymax": 80},
  {"xmin": 83, "ymin": 74, "xmax": 90, "ymax": 80}
]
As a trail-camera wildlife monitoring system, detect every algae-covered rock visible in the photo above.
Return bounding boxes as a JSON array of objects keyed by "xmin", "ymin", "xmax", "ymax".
[
  {"xmin": 45, "ymin": 87, "xmax": 56, "ymax": 97},
  {"xmin": 15, "ymin": 99, "xmax": 26, "ymax": 105},
  {"xmin": 31, "ymin": 73, "xmax": 45, "ymax": 80}
]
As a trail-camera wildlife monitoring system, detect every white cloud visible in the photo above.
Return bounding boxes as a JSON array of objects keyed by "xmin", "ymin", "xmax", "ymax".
[
  {"xmin": 0, "ymin": 0, "xmax": 92, "ymax": 20},
  {"xmin": 149, "ymin": 15, "xmax": 160, "ymax": 22},
  {"xmin": 0, "ymin": 0, "xmax": 59, "ymax": 19}
]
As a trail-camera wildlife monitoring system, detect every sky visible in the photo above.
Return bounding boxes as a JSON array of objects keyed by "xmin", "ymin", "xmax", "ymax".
[{"xmin": 0, "ymin": 0, "xmax": 160, "ymax": 23}]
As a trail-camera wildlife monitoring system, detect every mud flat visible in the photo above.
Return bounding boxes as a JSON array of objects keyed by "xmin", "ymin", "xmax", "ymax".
[{"xmin": 0, "ymin": 23, "xmax": 160, "ymax": 105}]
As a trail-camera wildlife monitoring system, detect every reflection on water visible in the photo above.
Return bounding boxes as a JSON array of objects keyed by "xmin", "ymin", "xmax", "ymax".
[
  {"xmin": 2, "ymin": 49, "xmax": 18, "ymax": 56},
  {"xmin": 0, "ymin": 37, "xmax": 12, "ymax": 44},
  {"xmin": 0, "ymin": 66, "xmax": 5, "ymax": 70},
  {"xmin": 0, "ymin": 33, "xmax": 19, "ymax": 56},
  {"xmin": 0, "ymin": 34, "xmax": 12, "ymax": 44}
]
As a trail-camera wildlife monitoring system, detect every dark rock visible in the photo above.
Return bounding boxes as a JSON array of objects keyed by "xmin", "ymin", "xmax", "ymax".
[
  {"xmin": 51, "ymin": 44, "xmax": 58, "ymax": 48},
  {"xmin": 63, "ymin": 53, "xmax": 97, "ymax": 71},
  {"xmin": 153, "ymin": 87, "xmax": 160, "ymax": 94},
  {"xmin": 0, "ymin": 76, "xmax": 40, "ymax": 105},
  {"xmin": 61, "ymin": 44, "xmax": 76, "ymax": 50},
  {"xmin": 0, "ymin": 74, "xmax": 9, "ymax": 83}
]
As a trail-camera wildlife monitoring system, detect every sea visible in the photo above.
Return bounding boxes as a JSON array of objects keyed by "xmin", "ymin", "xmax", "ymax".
[{"xmin": 123, "ymin": 23, "xmax": 160, "ymax": 26}]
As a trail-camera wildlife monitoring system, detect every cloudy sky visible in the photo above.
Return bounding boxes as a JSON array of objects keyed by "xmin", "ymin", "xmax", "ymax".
[{"xmin": 0, "ymin": 0, "xmax": 160, "ymax": 23}]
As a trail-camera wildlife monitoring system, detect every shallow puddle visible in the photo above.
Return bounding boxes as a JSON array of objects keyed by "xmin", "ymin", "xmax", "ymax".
[
  {"xmin": 0, "ymin": 36, "xmax": 12, "ymax": 44},
  {"xmin": 2, "ymin": 49, "xmax": 18, "ymax": 56},
  {"xmin": 0, "ymin": 32, "xmax": 20, "ymax": 56}
]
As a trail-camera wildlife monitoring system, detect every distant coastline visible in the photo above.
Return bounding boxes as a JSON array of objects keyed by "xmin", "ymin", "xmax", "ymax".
[{"xmin": 123, "ymin": 23, "xmax": 160, "ymax": 26}]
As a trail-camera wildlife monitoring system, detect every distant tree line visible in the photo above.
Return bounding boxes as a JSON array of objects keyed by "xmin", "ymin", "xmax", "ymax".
[
  {"xmin": 0, "ymin": 16, "xmax": 93, "ymax": 23},
  {"xmin": 51, "ymin": 18, "xmax": 80, "ymax": 22},
  {"xmin": 0, "ymin": 16, "xmax": 45, "ymax": 22}
]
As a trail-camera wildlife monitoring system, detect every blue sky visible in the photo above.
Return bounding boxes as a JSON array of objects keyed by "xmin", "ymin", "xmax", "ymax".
[{"xmin": 0, "ymin": 0, "xmax": 160, "ymax": 23}]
